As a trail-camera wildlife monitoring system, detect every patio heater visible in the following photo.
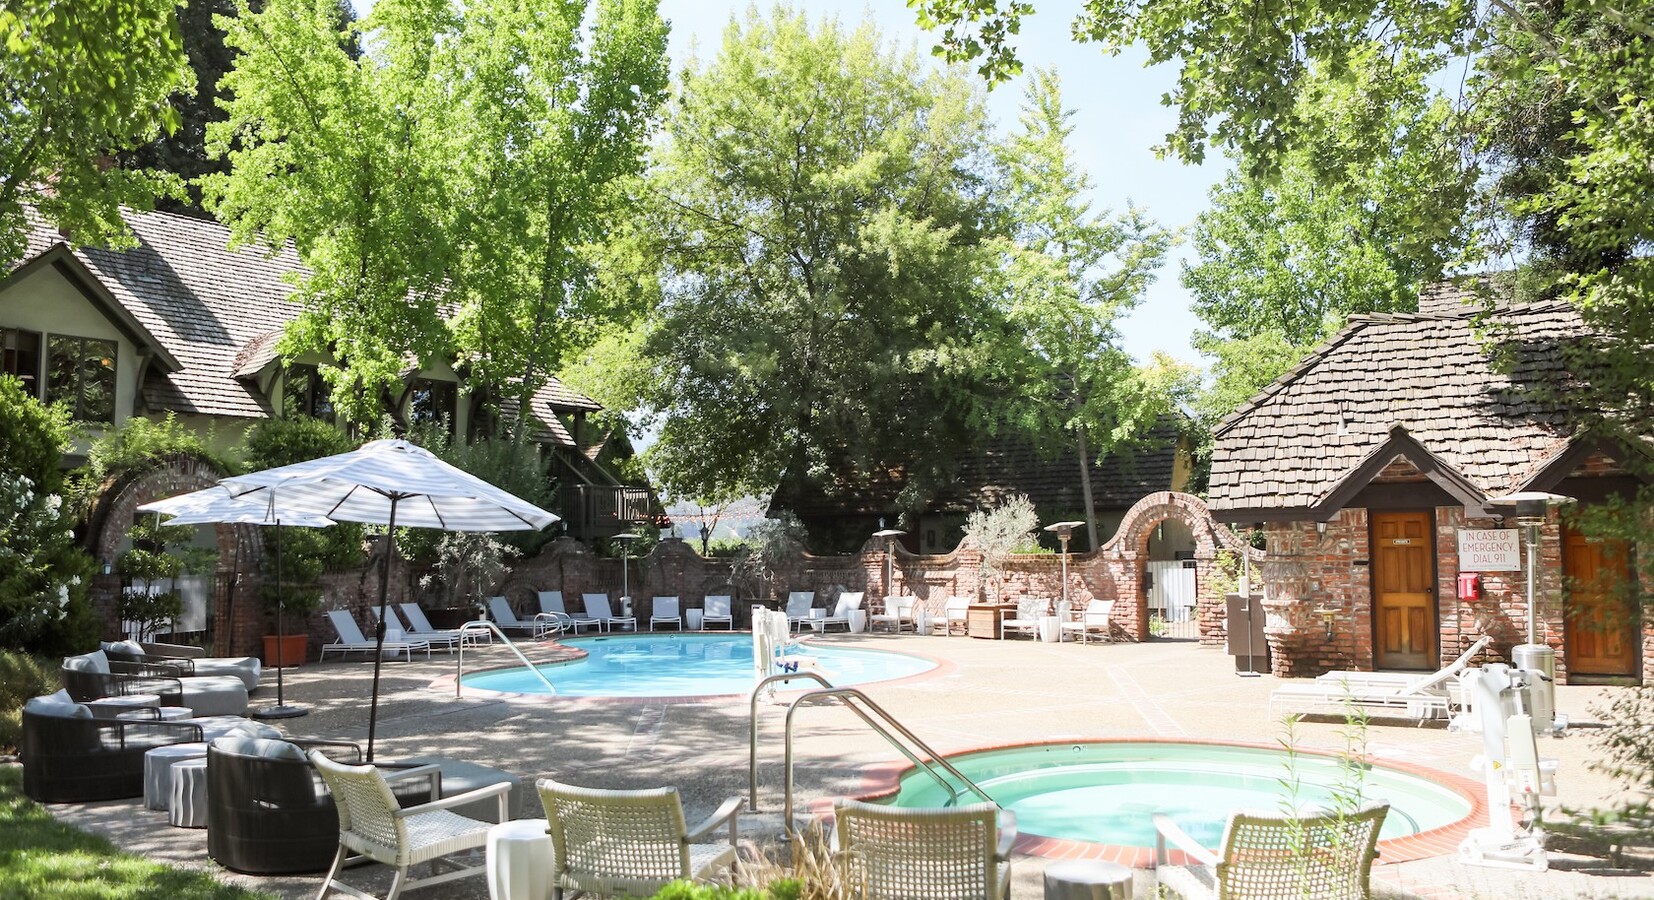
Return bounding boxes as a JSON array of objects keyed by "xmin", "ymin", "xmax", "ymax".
[
  {"xmin": 1487, "ymin": 491, "xmax": 1574, "ymax": 736},
  {"xmin": 613, "ymin": 532, "xmax": 639, "ymax": 619},
  {"xmin": 873, "ymin": 529, "xmax": 905, "ymax": 598},
  {"xmin": 1043, "ymin": 521, "xmax": 1085, "ymax": 614}
]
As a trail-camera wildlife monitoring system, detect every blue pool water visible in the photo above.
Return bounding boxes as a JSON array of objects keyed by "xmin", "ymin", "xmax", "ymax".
[
  {"xmin": 460, "ymin": 633, "xmax": 936, "ymax": 697},
  {"xmin": 885, "ymin": 742, "xmax": 1472, "ymax": 848}
]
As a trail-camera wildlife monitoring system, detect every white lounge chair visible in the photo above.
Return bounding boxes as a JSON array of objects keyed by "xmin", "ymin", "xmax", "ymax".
[
  {"xmin": 310, "ymin": 751, "xmax": 510, "ymax": 900},
  {"xmin": 581, "ymin": 593, "xmax": 637, "ymax": 632},
  {"xmin": 784, "ymin": 591, "xmax": 817, "ymax": 632},
  {"xmin": 537, "ymin": 778, "xmax": 742, "ymax": 899},
  {"xmin": 820, "ymin": 591, "xmax": 864, "ymax": 631},
  {"xmin": 488, "ymin": 596, "xmax": 551, "ymax": 639},
  {"xmin": 701, "ymin": 595, "xmax": 734, "ymax": 630},
  {"xmin": 1154, "ymin": 802, "xmax": 1388, "ymax": 900},
  {"xmin": 321, "ymin": 610, "xmax": 430, "ymax": 661},
  {"xmin": 870, "ymin": 595, "xmax": 917, "ymax": 633},
  {"xmin": 369, "ymin": 605, "xmax": 462, "ymax": 653},
  {"xmin": 999, "ymin": 598, "xmax": 1046, "ymax": 640},
  {"xmin": 1060, "ymin": 599, "xmax": 1115, "ymax": 644},
  {"xmin": 942, "ymin": 596, "xmax": 971, "ymax": 635},
  {"xmin": 832, "ymin": 798, "xmax": 1015, "ymax": 899},
  {"xmin": 1266, "ymin": 637, "xmax": 1493, "ymax": 722},
  {"xmin": 399, "ymin": 602, "xmax": 487, "ymax": 647},
  {"xmin": 538, "ymin": 590, "xmax": 599, "ymax": 633},
  {"xmin": 650, "ymin": 596, "xmax": 683, "ymax": 631}
]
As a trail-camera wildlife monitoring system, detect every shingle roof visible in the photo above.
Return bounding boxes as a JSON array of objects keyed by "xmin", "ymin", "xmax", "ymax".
[
  {"xmin": 1207, "ymin": 303, "xmax": 1591, "ymax": 516},
  {"xmin": 10, "ymin": 208, "xmax": 601, "ymax": 421}
]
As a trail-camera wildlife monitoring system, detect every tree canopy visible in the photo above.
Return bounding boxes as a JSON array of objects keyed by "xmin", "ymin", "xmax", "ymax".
[{"xmin": 0, "ymin": 0, "xmax": 192, "ymax": 262}]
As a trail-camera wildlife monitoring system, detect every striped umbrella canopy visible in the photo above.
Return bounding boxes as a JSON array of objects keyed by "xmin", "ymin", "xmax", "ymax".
[
  {"xmin": 137, "ymin": 486, "xmax": 335, "ymax": 718},
  {"xmin": 217, "ymin": 438, "xmax": 558, "ymax": 758}
]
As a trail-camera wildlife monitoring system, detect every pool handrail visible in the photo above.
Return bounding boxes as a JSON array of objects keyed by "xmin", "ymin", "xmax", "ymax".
[
  {"xmin": 454, "ymin": 620, "xmax": 557, "ymax": 697},
  {"xmin": 749, "ymin": 675, "xmax": 996, "ymax": 836}
]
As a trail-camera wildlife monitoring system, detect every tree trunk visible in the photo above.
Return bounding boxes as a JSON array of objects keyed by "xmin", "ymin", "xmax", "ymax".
[{"xmin": 1076, "ymin": 426, "xmax": 1098, "ymax": 550}]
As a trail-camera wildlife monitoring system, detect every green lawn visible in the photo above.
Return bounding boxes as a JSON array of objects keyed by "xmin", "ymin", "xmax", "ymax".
[{"xmin": 0, "ymin": 766, "xmax": 276, "ymax": 899}]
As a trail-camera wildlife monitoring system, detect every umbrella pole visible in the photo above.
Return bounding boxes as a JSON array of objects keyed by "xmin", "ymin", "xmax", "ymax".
[
  {"xmin": 255, "ymin": 520, "xmax": 307, "ymax": 719},
  {"xmin": 366, "ymin": 499, "xmax": 400, "ymax": 762}
]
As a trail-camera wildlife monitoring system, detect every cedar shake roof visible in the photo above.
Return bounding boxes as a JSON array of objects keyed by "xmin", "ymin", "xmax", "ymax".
[
  {"xmin": 1207, "ymin": 301, "xmax": 1605, "ymax": 519},
  {"xmin": 9, "ymin": 207, "xmax": 600, "ymax": 425}
]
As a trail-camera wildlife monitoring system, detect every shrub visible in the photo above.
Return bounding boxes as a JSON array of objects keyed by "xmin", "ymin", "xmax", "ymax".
[
  {"xmin": 0, "ymin": 651, "xmax": 60, "ymax": 754},
  {"xmin": 961, "ymin": 494, "xmax": 1038, "ymax": 603},
  {"xmin": 69, "ymin": 413, "xmax": 230, "ymax": 515},
  {"xmin": 0, "ymin": 376, "xmax": 98, "ymax": 655},
  {"xmin": 242, "ymin": 418, "xmax": 367, "ymax": 618}
]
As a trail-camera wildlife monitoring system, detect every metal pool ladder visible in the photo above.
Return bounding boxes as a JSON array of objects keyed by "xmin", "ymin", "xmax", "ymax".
[
  {"xmin": 454, "ymin": 620, "xmax": 558, "ymax": 696},
  {"xmin": 748, "ymin": 673, "xmax": 995, "ymax": 836}
]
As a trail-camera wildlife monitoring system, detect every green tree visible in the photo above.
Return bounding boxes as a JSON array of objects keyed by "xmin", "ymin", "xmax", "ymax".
[
  {"xmin": 991, "ymin": 68, "xmax": 1175, "ymax": 549},
  {"xmin": 636, "ymin": 7, "xmax": 1001, "ymax": 509},
  {"xmin": 0, "ymin": 377, "xmax": 98, "ymax": 654},
  {"xmin": 0, "ymin": 0, "xmax": 192, "ymax": 262}
]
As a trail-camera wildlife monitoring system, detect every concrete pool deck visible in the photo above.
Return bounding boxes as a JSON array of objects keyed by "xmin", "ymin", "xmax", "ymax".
[{"xmin": 39, "ymin": 631, "xmax": 1653, "ymax": 899}]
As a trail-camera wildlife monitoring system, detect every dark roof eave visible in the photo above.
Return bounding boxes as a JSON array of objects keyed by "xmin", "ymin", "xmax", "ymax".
[{"xmin": 1310, "ymin": 424, "xmax": 1490, "ymax": 517}]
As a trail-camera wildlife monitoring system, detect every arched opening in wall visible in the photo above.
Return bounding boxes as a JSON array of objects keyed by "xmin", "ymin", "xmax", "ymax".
[{"xmin": 1145, "ymin": 517, "xmax": 1199, "ymax": 640}]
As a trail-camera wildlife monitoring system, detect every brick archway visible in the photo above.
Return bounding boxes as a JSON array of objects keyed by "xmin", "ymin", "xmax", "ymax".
[
  {"xmin": 86, "ymin": 455, "xmax": 253, "ymax": 652},
  {"xmin": 1098, "ymin": 491, "xmax": 1263, "ymax": 644}
]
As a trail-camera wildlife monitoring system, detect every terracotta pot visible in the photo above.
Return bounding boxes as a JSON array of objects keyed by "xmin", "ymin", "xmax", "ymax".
[{"xmin": 262, "ymin": 633, "xmax": 309, "ymax": 668}]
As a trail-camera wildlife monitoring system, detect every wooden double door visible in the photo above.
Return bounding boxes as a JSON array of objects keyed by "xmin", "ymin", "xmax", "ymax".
[
  {"xmin": 1371, "ymin": 511, "xmax": 1437, "ymax": 670},
  {"xmin": 1563, "ymin": 523, "xmax": 1638, "ymax": 678}
]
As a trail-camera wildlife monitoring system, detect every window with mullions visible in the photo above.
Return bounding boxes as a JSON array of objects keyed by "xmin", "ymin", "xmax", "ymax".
[
  {"xmin": 283, "ymin": 364, "xmax": 335, "ymax": 422},
  {"xmin": 45, "ymin": 335, "xmax": 116, "ymax": 422},
  {"xmin": 2, "ymin": 328, "xmax": 42, "ymax": 396},
  {"xmin": 408, "ymin": 378, "xmax": 457, "ymax": 435}
]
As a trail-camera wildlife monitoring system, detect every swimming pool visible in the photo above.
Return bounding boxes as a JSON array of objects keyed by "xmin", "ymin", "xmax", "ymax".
[
  {"xmin": 880, "ymin": 741, "xmax": 1474, "ymax": 849},
  {"xmin": 459, "ymin": 633, "xmax": 936, "ymax": 697}
]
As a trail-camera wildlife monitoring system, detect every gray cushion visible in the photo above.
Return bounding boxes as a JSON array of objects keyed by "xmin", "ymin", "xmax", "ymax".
[
  {"xmin": 23, "ymin": 696, "xmax": 92, "ymax": 718},
  {"xmin": 219, "ymin": 720, "xmax": 282, "ymax": 740},
  {"xmin": 179, "ymin": 676, "xmax": 250, "ymax": 717},
  {"xmin": 109, "ymin": 640, "xmax": 146, "ymax": 657},
  {"xmin": 63, "ymin": 649, "xmax": 110, "ymax": 674},
  {"xmin": 213, "ymin": 736, "xmax": 307, "ymax": 760}
]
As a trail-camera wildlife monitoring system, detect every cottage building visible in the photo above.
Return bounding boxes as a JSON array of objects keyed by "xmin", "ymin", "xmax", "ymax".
[{"xmin": 1207, "ymin": 288, "xmax": 1650, "ymax": 683}]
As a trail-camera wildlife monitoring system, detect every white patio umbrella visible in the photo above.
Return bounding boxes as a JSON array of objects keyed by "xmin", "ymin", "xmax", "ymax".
[
  {"xmin": 218, "ymin": 439, "xmax": 558, "ymax": 759},
  {"xmin": 138, "ymin": 486, "xmax": 335, "ymax": 719}
]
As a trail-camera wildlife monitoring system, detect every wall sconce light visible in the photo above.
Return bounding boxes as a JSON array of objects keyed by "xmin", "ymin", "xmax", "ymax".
[
  {"xmin": 1315, "ymin": 521, "xmax": 1327, "ymax": 535},
  {"xmin": 1314, "ymin": 605, "xmax": 1337, "ymax": 640}
]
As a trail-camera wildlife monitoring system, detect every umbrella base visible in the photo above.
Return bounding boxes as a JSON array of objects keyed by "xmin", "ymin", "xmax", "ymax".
[{"xmin": 251, "ymin": 705, "xmax": 309, "ymax": 720}]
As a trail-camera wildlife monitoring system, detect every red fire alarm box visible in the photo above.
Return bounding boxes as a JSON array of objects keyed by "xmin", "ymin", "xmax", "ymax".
[{"xmin": 1457, "ymin": 572, "xmax": 1482, "ymax": 601}]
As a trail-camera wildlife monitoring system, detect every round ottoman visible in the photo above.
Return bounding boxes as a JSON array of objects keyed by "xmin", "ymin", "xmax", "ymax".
[
  {"xmin": 487, "ymin": 818, "xmax": 552, "ymax": 900},
  {"xmin": 168, "ymin": 758, "xmax": 209, "ymax": 828},
  {"xmin": 1043, "ymin": 859, "xmax": 1133, "ymax": 900},
  {"xmin": 143, "ymin": 743, "xmax": 208, "ymax": 810}
]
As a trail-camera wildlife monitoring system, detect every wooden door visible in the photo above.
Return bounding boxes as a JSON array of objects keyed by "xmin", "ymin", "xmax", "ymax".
[
  {"xmin": 1564, "ymin": 523, "xmax": 1637, "ymax": 677},
  {"xmin": 1371, "ymin": 511, "xmax": 1437, "ymax": 670}
]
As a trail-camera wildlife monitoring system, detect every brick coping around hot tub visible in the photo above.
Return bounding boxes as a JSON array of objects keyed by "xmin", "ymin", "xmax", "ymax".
[
  {"xmin": 427, "ymin": 632, "xmax": 954, "ymax": 706},
  {"xmin": 840, "ymin": 737, "xmax": 1488, "ymax": 867}
]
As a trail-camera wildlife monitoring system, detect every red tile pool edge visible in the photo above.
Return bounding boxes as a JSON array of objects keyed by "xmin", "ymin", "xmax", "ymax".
[
  {"xmin": 426, "ymin": 633, "xmax": 954, "ymax": 706},
  {"xmin": 849, "ymin": 737, "xmax": 1488, "ymax": 866}
]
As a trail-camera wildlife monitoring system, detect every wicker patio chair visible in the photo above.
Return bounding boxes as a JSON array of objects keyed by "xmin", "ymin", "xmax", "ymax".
[
  {"xmin": 1154, "ymin": 802, "xmax": 1389, "ymax": 900},
  {"xmin": 831, "ymin": 798, "xmax": 1015, "ymax": 900},
  {"xmin": 537, "ymin": 778, "xmax": 743, "ymax": 899},
  {"xmin": 20, "ymin": 701, "xmax": 204, "ymax": 802},
  {"xmin": 310, "ymin": 751, "xmax": 509, "ymax": 900},
  {"xmin": 207, "ymin": 737, "xmax": 436, "ymax": 875}
]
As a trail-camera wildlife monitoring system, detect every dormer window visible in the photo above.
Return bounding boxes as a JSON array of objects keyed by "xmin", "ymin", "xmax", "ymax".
[
  {"xmin": 45, "ymin": 334, "xmax": 116, "ymax": 422},
  {"xmin": 283, "ymin": 364, "xmax": 335, "ymax": 422},
  {"xmin": 409, "ymin": 378, "xmax": 456, "ymax": 436}
]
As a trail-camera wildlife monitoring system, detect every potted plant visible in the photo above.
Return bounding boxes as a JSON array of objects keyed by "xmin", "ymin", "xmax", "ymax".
[{"xmin": 258, "ymin": 526, "xmax": 331, "ymax": 667}]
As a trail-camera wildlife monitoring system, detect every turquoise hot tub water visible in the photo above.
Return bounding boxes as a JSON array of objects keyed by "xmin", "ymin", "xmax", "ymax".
[
  {"xmin": 885, "ymin": 742, "xmax": 1473, "ymax": 849},
  {"xmin": 459, "ymin": 633, "xmax": 935, "ymax": 698}
]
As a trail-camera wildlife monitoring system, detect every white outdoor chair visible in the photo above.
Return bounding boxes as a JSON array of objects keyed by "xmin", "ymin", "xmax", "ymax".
[
  {"xmin": 998, "ymin": 598, "xmax": 1046, "ymax": 640},
  {"xmin": 487, "ymin": 596, "xmax": 551, "ymax": 639},
  {"xmin": 650, "ymin": 596, "xmax": 683, "ymax": 631},
  {"xmin": 1267, "ymin": 636, "xmax": 1493, "ymax": 722},
  {"xmin": 942, "ymin": 596, "xmax": 971, "ymax": 635},
  {"xmin": 310, "ymin": 751, "xmax": 510, "ymax": 900},
  {"xmin": 1060, "ymin": 599, "xmax": 1115, "ymax": 644},
  {"xmin": 784, "ymin": 591, "xmax": 817, "ymax": 632},
  {"xmin": 832, "ymin": 798, "xmax": 1015, "ymax": 900},
  {"xmin": 1154, "ymin": 802, "xmax": 1389, "ymax": 900},
  {"xmin": 582, "ymin": 593, "xmax": 637, "ymax": 632},
  {"xmin": 820, "ymin": 591, "xmax": 865, "ymax": 631},
  {"xmin": 537, "ymin": 590, "xmax": 599, "ymax": 634},
  {"xmin": 869, "ymin": 595, "xmax": 918, "ymax": 633},
  {"xmin": 369, "ymin": 605, "xmax": 461, "ymax": 654},
  {"xmin": 701, "ymin": 595, "xmax": 734, "ymax": 630},
  {"xmin": 537, "ymin": 778, "xmax": 743, "ymax": 899},
  {"xmin": 398, "ymin": 603, "xmax": 487, "ymax": 647},
  {"xmin": 322, "ymin": 610, "xmax": 430, "ymax": 661}
]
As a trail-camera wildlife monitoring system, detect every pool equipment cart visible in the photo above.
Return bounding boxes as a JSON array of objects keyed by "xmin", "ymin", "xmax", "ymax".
[{"xmin": 1458, "ymin": 662, "xmax": 1559, "ymax": 872}]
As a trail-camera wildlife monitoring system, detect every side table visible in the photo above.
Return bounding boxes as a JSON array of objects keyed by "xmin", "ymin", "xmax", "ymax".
[
  {"xmin": 487, "ymin": 818, "xmax": 553, "ymax": 900},
  {"xmin": 686, "ymin": 609, "xmax": 704, "ymax": 631},
  {"xmin": 168, "ymin": 758, "xmax": 209, "ymax": 828},
  {"xmin": 144, "ymin": 743, "xmax": 208, "ymax": 810},
  {"xmin": 847, "ymin": 609, "xmax": 868, "ymax": 633},
  {"xmin": 1043, "ymin": 859, "xmax": 1133, "ymax": 900}
]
